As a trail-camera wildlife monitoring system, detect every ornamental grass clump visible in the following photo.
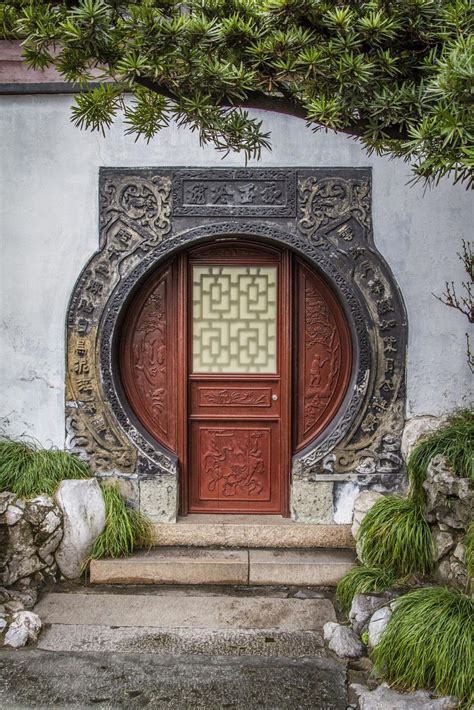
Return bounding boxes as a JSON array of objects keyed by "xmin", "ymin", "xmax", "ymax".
[
  {"xmin": 90, "ymin": 484, "xmax": 154, "ymax": 559},
  {"xmin": 357, "ymin": 496, "xmax": 433, "ymax": 578},
  {"xmin": 336, "ymin": 564, "xmax": 398, "ymax": 613},
  {"xmin": 373, "ymin": 587, "xmax": 474, "ymax": 709},
  {"xmin": 407, "ymin": 410, "xmax": 474, "ymax": 507},
  {"xmin": 0, "ymin": 437, "xmax": 90, "ymax": 497},
  {"xmin": 466, "ymin": 522, "xmax": 474, "ymax": 582}
]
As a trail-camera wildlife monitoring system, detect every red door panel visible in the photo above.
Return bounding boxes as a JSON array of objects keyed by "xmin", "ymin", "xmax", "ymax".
[
  {"xmin": 187, "ymin": 244, "xmax": 289, "ymax": 514},
  {"xmin": 189, "ymin": 421, "xmax": 281, "ymax": 512}
]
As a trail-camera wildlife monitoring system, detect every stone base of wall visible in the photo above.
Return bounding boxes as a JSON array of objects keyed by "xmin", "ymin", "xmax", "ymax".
[{"xmin": 96, "ymin": 468, "xmax": 406, "ymax": 526}]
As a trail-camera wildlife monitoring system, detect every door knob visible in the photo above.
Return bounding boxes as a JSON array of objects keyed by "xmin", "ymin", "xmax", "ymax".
[{"xmin": 272, "ymin": 394, "xmax": 278, "ymax": 401}]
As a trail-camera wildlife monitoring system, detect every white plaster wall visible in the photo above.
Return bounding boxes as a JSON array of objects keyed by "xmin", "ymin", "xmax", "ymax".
[{"xmin": 1, "ymin": 94, "xmax": 472, "ymax": 446}]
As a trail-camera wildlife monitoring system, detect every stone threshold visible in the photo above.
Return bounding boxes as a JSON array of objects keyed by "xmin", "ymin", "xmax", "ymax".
[
  {"xmin": 152, "ymin": 516, "xmax": 354, "ymax": 549},
  {"xmin": 89, "ymin": 547, "xmax": 356, "ymax": 587}
]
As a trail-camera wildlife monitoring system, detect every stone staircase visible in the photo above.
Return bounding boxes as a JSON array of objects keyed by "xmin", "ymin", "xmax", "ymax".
[
  {"xmin": 89, "ymin": 515, "xmax": 356, "ymax": 587},
  {"xmin": 28, "ymin": 585, "xmax": 351, "ymax": 708},
  {"xmin": 35, "ymin": 587, "xmax": 335, "ymax": 657}
]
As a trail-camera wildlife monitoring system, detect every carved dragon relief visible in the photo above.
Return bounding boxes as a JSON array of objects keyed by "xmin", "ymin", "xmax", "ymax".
[
  {"xmin": 131, "ymin": 278, "xmax": 169, "ymax": 438},
  {"xmin": 202, "ymin": 429, "xmax": 268, "ymax": 498},
  {"xmin": 302, "ymin": 280, "xmax": 342, "ymax": 436},
  {"xmin": 66, "ymin": 172, "xmax": 171, "ymax": 472},
  {"xmin": 298, "ymin": 176, "xmax": 371, "ymax": 249}
]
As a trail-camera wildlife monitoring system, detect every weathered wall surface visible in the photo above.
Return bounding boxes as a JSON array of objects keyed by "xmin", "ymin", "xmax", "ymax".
[{"xmin": 1, "ymin": 94, "xmax": 472, "ymax": 449}]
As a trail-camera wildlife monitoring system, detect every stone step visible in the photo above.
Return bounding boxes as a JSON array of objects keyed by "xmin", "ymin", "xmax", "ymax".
[
  {"xmin": 35, "ymin": 590, "xmax": 335, "ymax": 658},
  {"xmin": 37, "ymin": 625, "xmax": 327, "ymax": 658},
  {"xmin": 35, "ymin": 591, "xmax": 335, "ymax": 629},
  {"xmin": 152, "ymin": 516, "xmax": 353, "ymax": 549},
  {"xmin": 88, "ymin": 547, "xmax": 356, "ymax": 586}
]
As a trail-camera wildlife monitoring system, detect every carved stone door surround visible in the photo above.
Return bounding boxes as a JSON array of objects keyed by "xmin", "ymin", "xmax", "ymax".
[{"xmin": 65, "ymin": 167, "xmax": 407, "ymax": 523}]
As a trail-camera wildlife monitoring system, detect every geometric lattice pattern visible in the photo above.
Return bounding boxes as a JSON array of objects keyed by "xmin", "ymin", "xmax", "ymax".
[{"xmin": 192, "ymin": 266, "xmax": 277, "ymax": 372}]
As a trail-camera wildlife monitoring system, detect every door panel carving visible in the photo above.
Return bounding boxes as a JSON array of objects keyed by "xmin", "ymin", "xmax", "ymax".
[
  {"xmin": 192, "ymin": 425, "xmax": 274, "ymax": 504},
  {"xmin": 120, "ymin": 263, "xmax": 177, "ymax": 453},
  {"xmin": 295, "ymin": 261, "xmax": 352, "ymax": 451}
]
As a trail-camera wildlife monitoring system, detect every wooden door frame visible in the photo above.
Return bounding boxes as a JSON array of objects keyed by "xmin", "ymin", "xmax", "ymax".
[{"xmin": 177, "ymin": 240, "xmax": 292, "ymax": 516}]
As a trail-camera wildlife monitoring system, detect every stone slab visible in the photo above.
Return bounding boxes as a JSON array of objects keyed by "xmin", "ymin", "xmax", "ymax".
[
  {"xmin": 249, "ymin": 549, "xmax": 356, "ymax": 586},
  {"xmin": 35, "ymin": 592, "xmax": 336, "ymax": 631},
  {"xmin": 0, "ymin": 650, "xmax": 348, "ymax": 709},
  {"xmin": 152, "ymin": 517, "xmax": 354, "ymax": 548},
  {"xmin": 37, "ymin": 624, "xmax": 327, "ymax": 657},
  {"xmin": 90, "ymin": 548, "xmax": 248, "ymax": 585}
]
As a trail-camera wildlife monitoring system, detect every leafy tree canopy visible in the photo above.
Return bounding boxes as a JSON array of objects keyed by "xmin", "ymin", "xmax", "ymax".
[{"xmin": 2, "ymin": 0, "xmax": 473, "ymax": 186}]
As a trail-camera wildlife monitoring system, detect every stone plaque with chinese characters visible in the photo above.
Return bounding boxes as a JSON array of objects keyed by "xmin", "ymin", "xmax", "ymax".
[{"xmin": 172, "ymin": 169, "xmax": 296, "ymax": 217}]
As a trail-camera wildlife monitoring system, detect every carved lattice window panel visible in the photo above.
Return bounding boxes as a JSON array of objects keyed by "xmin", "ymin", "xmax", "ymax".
[{"xmin": 192, "ymin": 265, "xmax": 277, "ymax": 373}]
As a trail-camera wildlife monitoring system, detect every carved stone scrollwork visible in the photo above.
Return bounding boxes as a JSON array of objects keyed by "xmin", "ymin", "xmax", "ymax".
[
  {"xmin": 66, "ymin": 170, "xmax": 172, "ymax": 473},
  {"xmin": 298, "ymin": 175, "xmax": 371, "ymax": 248}
]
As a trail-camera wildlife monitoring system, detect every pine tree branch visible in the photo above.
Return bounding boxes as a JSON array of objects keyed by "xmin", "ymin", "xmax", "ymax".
[{"xmin": 134, "ymin": 76, "xmax": 408, "ymax": 141}]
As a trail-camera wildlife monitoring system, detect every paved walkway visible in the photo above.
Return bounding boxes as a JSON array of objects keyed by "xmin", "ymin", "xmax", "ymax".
[
  {"xmin": 0, "ymin": 650, "xmax": 348, "ymax": 709},
  {"xmin": 0, "ymin": 585, "xmax": 350, "ymax": 709}
]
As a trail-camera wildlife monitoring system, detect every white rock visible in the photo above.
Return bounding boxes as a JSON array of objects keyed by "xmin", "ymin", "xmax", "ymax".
[
  {"xmin": 401, "ymin": 416, "xmax": 444, "ymax": 462},
  {"xmin": 351, "ymin": 683, "xmax": 458, "ymax": 710},
  {"xmin": 0, "ymin": 617, "xmax": 7, "ymax": 632},
  {"xmin": 351, "ymin": 490, "xmax": 384, "ymax": 541},
  {"xmin": 4, "ymin": 611, "xmax": 42, "ymax": 648},
  {"xmin": 349, "ymin": 593, "xmax": 393, "ymax": 635},
  {"xmin": 368, "ymin": 605, "xmax": 392, "ymax": 648},
  {"xmin": 323, "ymin": 621, "xmax": 364, "ymax": 658},
  {"xmin": 54, "ymin": 479, "xmax": 106, "ymax": 579}
]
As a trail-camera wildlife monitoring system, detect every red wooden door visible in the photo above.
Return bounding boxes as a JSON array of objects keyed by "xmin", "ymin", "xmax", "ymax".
[
  {"xmin": 187, "ymin": 244, "xmax": 291, "ymax": 514},
  {"xmin": 119, "ymin": 241, "xmax": 352, "ymax": 517}
]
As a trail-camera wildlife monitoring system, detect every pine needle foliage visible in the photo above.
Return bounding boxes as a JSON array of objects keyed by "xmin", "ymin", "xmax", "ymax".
[
  {"xmin": 407, "ymin": 409, "xmax": 474, "ymax": 507},
  {"xmin": 90, "ymin": 484, "xmax": 154, "ymax": 559},
  {"xmin": 372, "ymin": 587, "xmax": 474, "ymax": 709},
  {"xmin": 357, "ymin": 496, "xmax": 434, "ymax": 577},
  {"xmin": 1, "ymin": 0, "xmax": 473, "ymax": 184},
  {"xmin": 0, "ymin": 437, "xmax": 90, "ymax": 498},
  {"xmin": 336, "ymin": 564, "xmax": 398, "ymax": 613}
]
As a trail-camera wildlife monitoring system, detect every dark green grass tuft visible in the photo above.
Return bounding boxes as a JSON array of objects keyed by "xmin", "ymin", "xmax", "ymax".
[
  {"xmin": 336, "ymin": 564, "xmax": 399, "ymax": 613},
  {"xmin": 465, "ymin": 522, "xmax": 474, "ymax": 582},
  {"xmin": 0, "ymin": 437, "xmax": 90, "ymax": 497},
  {"xmin": 373, "ymin": 587, "xmax": 474, "ymax": 708},
  {"xmin": 90, "ymin": 484, "xmax": 154, "ymax": 559},
  {"xmin": 407, "ymin": 410, "xmax": 474, "ymax": 507},
  {"xmin": 358, "ymin": 495, "xmax": 434, "ymax": 577}
]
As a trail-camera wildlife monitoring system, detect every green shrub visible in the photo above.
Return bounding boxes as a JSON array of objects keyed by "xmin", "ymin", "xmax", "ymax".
[
  {"xmin": 336, "ymin": 564, "xmax": 399, "ymax": 613},
  {"xmin": 90, "ymin": 484, "xmax": 154, "ymax": 559},
  {"xmin": 358, "ymin": 496, "xmax": 434, "ymax": 577},
  {"xmin": 373, "ymin": 587, "xmax": 474, "ymax": 708},
  {"xmin": 407, "ymin": 410, "xmax": 474, "ymax": 507},
  {"xmin": 0, "ymin": 437, "xmax": 90, "ymax": 497}
]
